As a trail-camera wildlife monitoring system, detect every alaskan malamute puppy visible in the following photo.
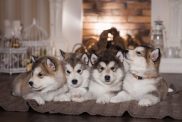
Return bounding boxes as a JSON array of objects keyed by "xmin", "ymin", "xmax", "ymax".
[
  {"xmin": 54, "ymin": 50, "xmax": 90, "ymax": 102},
  {"xmin": 111, "ymin": 46, "xmax": 170, "ymax": 106},
  {"xmin": 12, "ymin": 56, "xmax": 68, "ymax": 105},
  {"xmin": 89, "ymin": 50, "xmax": 125, "ymax": 104}
]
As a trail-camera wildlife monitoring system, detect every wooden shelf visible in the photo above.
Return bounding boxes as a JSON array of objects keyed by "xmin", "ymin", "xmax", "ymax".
[{"xmin": 160, "ymin": 58, "xmax": 182, "ymax": 73}]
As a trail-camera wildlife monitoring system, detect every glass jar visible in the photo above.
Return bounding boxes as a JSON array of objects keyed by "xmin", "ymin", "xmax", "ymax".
[{"xmin": 151, "ymin": 20, "xmax": 165, "ymax": 55}]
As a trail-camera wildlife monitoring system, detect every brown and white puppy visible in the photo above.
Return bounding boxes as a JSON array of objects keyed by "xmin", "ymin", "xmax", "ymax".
[
  {"xmin": 54, "ymin": 50, "xmax": 90, "ymax": 102},
  {"xmin": 88, "ymin": 50, "xmax": 125, "ymax": 104},
  {"xmin": 12, "ymin": 56, "xmax": 68, "ymax": 105},
  {"xmin": 111, "ymin": 46, "xmax": 170, "ymax": 106}
]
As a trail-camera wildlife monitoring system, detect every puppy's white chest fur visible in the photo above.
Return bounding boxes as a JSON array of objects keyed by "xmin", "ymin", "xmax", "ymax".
[
  {"xmin": 123, "ymin": 73, "xmax": 157, "ymax": 99},
  {"xmin": 89, "ymin": 81, "xmax": 121, "ymax": 98},
  {"xmin": 89, "ymin": 82, "xmax": 106, "ymax": 98}
]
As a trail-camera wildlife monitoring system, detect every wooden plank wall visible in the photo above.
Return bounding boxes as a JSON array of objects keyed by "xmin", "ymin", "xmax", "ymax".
[{"xmin": 83, "ymin": 0, "xmax": 151, "ymax": 43}]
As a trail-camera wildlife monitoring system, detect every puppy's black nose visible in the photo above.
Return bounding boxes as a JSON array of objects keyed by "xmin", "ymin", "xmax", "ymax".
[
  {"xmin": 72, "ymin": 79, "xmax": 78, "ymax": 85},
  {"xmin": 105, "ymin": 75, "xmax": 110, "ymax": 82},
  {"xmin": 28, "ymin": 81, "xmax": 33, "ymax": 86}
]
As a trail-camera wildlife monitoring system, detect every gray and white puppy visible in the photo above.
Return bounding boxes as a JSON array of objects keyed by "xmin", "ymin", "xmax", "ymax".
[
  {"xmin": 54, "ymin": 50, "xmax": 90, "ymax": 102},
  {"xmin": 111, "ymin": 46, "xmax": 171, "ymax": 106},
  {"xmin": 88, "ymin": 50, "xmax": 125, "ymax": 104}
]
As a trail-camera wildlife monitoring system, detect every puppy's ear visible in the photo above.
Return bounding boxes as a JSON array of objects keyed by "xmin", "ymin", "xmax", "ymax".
[
  {"xmin": 47, "ymin": 58, "xmax": 56, "ymax": 71},
  {"xmin": 31, "ymin": 55, "xmax": 38, "ymax": 63},
  {"xmin": 90, "ymin": 54, "xmax": 98, "ymax": 65},
  {"xmin": 81, "ymin": 53, "xmax": 89, "ymax": 65},
  {"xmin": 151, "ymin": 48, "xmax": 160, "ymax": 62},
  {"xmin": 59, "ymin": 49, "xmax": 65, "ymax": 61},
  {"xmin": 116, "ymin": 51, "xmax": 124, "ymax": 62}
]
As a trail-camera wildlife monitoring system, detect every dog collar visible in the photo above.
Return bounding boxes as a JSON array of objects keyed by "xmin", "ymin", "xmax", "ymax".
[{"xmin": 131, "ymin": 73, "xmax": 159, "ymax": 80}]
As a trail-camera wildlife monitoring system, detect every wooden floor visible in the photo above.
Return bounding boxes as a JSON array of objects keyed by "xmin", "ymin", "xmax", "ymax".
[
  {"xmin": 0, "ymin": 73, "xmax": 182, "ymax": 122},
  {"xmin": 1, "ymin": 110, "xmax": 181, "ymax": 122}
]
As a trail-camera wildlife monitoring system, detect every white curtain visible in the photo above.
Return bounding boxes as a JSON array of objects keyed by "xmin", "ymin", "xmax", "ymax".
[
  {"xmin": 0, "ymin": 0, "xmax": 83, "ymax": 52},
  {"xmin": 0, "ymin": 0, "xmax": 50, "ymax": 36},
  {"xmin": 168, "ymin": 0, "xmax": 182, "ymax": 47}
]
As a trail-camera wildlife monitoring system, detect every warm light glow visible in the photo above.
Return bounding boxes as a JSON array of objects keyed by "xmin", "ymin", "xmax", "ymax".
[
  {"xmin": 119, "ymin": 30, "xmax": 127, "ymax": 37},
  {"xmin": 95, "ymin": 22, "xmax": 113, "ymax": 35},
  {"xmin": 94, "ymin": 17, "xmax": 127, "ymax": 37},
  {"xmin": 107, "ymin": 33, "xmax": 113, "ymax": 41}
]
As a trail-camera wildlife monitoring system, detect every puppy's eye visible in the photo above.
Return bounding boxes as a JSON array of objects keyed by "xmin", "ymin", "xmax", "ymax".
[
  {"xmin": 99, "ymin": 67, "xmax": 104, "ymax": 72},
  {"xmin": 136, "ymin": 51, "xmax": 141, "ymax": 55},
  {"xmin": 77, "ymin": 69, "xmax": 82, "ymax": 74},
  {"xmin": 38, "ymin": 73, "xmax": 44, "ymax": 78},
  {"xmin": 66, "ymin": 70, "xmax": 71, "ymax": 74},
  {"xmin": 111, "ymin": 67, "xmax": 116, "ymax": 72}
]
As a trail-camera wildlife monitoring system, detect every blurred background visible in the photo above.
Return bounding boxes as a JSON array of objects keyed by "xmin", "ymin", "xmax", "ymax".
[{"xmin": 0, "ymin": 0, "xmax": 182, "ymax": 74}]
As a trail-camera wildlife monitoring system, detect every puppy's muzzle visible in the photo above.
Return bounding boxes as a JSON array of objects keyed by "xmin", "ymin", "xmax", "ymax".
[{"xmin": 105, "ymin": 75, "xmax": 110, "ymax": 82}]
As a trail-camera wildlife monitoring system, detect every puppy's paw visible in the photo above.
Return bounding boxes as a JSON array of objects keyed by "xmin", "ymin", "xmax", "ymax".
[
  {"xmin": 71, "ymin": 92, "xmax": 82, "ymax": 98},
  {"xmin": 71, "ymin": 88, "xmax": 87, "ymax": 98},
  {"xmin": 110, "ymin": 96, "xmax": 122, "ymax": 103},
  {"xmin": 33, "ymin": 97, "xmax": 45, "ymax": 105},
  {"xmin": 72, "ymin": 97, "xmax": 85, "ymax": 102},
  {"xmin": 138, "ymin": 95, "xmax": 159, "ymax": 107},
  {"xmin": 44, "ymin": 94, "xmax": 54, "ymax": 101},
  {"xmin": 53, "ymin": 95, "xmax": 71, "ymax": 102},
  {"xmin": 110, "ymin": 91, "xmax": 131, "ymax": 103},
  {"xmin": 25, "ymin": 95, "xmax": 45, "ymax": 105},
  {"xmin": 138, "ymin": 99, "xmax": 153, "ymax": 107},
  {"xmin": 96, "ymin": 96, "xmax": 110, "ymax": 104}
]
